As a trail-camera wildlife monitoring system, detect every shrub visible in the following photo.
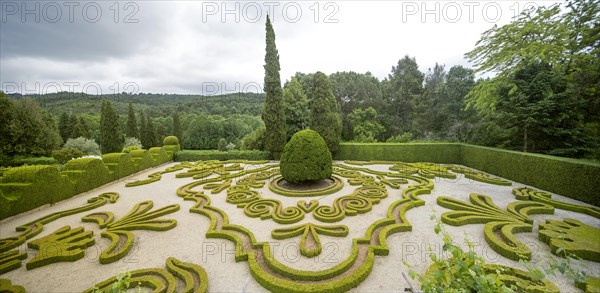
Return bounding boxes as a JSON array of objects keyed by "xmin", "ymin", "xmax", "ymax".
[
  {"xmin": 280, "ymin": 130, "xmax": 332, "ymax": 183},
  {"xmin": 52, "ymin": 148, "xmax": 84, "ymax": 164},
  {"xmin": 122, "ymin": 146, "xmax": 141, "ymax": 153},
  {"xmin": 240, "ymin": 127, "xmax": 266, "ymax": 151},
  {"xmin": 123, "ymin": 137, "xmax": 142, "ymax": 149},
  {"xmin": 63, "ymin": 137, "xmax": 101, "ymax": 155},
  {"xmin": 3, "ymin": 156, "xmax": 58, "ymax": 167},
  {"xmin": 218, "ymin": 138, "xmax": 228, "ymax": 152},
  {"xmin": 386, "ymin": 132, "xmax": 413, "ymax": 143},
  {"xmin": 174, "ymin": 150, "xmax": 270, "ymax": 161},
  {"xmin": 163, "ymin": 136, "xmax": 179, "ymax": 145}
]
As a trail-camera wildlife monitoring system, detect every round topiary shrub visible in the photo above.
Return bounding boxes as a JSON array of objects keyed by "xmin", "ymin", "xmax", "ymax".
[
  {"xmin": 163, "ymin": 136, "xmax": 180, "ymax": 146},
  {"xmin": 280, "ymin": 129, "xmax": 332, "ymax": 183}
]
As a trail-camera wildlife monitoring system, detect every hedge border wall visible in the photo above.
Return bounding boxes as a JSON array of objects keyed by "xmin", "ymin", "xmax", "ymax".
[
  {"xmin": 335, "ymin": 143, "xmax": 600, "ymax": 207},
  {"xmin": 174, "ymin": 150, "xmax": 270, "ymax": 162},
  {"xmin": 0, "ymin": 144, "xmax": 176, "ymax": 220}
]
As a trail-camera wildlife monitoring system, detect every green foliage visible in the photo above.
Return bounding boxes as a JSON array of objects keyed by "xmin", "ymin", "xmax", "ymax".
[
  {"xmin": 163, "ymin": 135, "xmax": 179, "ymax": 145},
  {"xmin": 348, "ymin": 107, "xmax": 384, "ymax": 142},
  {"xmin": 262, "ymin": 15, "xmax": 286, "ymax": 159},
  {"xmin": 125, "ymin": 103, "xmax": 138, "ymax": 139},
  {"xmin": 174, "ymin": 150, "xmax": 270, "ymax": 161},
  {"xmin": 63, "ymin": 137, "xmax": 101, "ymax": 155},
  {"xmin": 283, "ymin": 77, "xmax": 309, "ymax": 140},
  {"xmin": 5, "ymin": 97, "xmax": 62, "ymax": 156},
  {"xmin": 382, "ymin": 55, "xmax": 424, "ymax": 135},
  {"xmin": 122, "ymin": 137, "xmax": 142, "ymax": 150},
  {"xmin": 2, "ymin": 156, "xmax": 58, "ymax": 167},
  {"xmin": 461, "ymin": 144, "xmax": 600, "ymax": 207},
  {"xmin": 406, "ymin": 216, "xmax": 514, "ymax": 292},
  {"xmin": 52, "ymin": 148, "xmax": 84, "ymax": 164},
  {"xmin": 335, "ymin": 143, "xmax": 462, "ymax": 163},
  {"xmin": 218, "ymin": 138, "xmax": 228, "ymax": 152},
  {"xmin": 100, "ymin": 100, "xmax": 124, "ymax": 154},
  {"xmin": 122, "ymin": 146, "xmax": 140, "ymax": 153},
  {"xmin": 386, "ymin": 132, "xmax": 413, "ymax": 143},
  {"xmin": 309, "ymin": 72, "xmax": 342, "ymax": 153},
  {"xmin": 26, "ymin": 226, "xmax": 95, "ymax": 270},
  {"xmin": 91, "ymin": 270, "xmax": 138, "ymax": 293},
  {"xmin": 240, "ymin": 126, "xmax": 266, "ymax": 151},
  {"xmin": 539, "ymin": 218, "xmax": 600, "ymax": 262},
  {"xmin": 184, "ymin": 115, "xmax": 255, "ymax": 150},
  {"xmin": 280, "ymin": 129, "xmax": 332, "ymax": 183},
  {"xmin": 172, "ymin": 112, "xmax": 182, "ymax": 146}
]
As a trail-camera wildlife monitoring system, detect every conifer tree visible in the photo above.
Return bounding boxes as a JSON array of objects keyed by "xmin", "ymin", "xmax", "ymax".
[
  {"xmin": 283, "ymin": 77, "xmax": 309, "ymax": 140},
  {"xmin": 172, "ymin": 112, "xmax": 182, "ymax": 144},
  {"xmin": 99, "ymin": 100, "xmax": 124, "ymax": 153},
  {"xmin": 261, "ymin": 14, "xmax": 286, "ymax": 159},
  {"xmin": 126, "ymin": 103, "xmax": 138, "ymax": 138},
  {"xmin": 310, "ymin": 72, "xmax": 342, "ymax": 152},
  {"xmin": 58, "ymin": 112, "xmax": 71, "ymax": 143},
  {"xmin": 139, "ymin": 111, "xmax": 149, "ymax": 149}
]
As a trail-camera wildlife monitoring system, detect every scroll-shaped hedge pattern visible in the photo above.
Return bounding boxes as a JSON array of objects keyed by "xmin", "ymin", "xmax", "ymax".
[
  {"xmin": 513, "ymin": 187, "xmax": 600, "ymax": 219},
  {"xmin": 26, "ymin": 226, "xmax": 95, "ymax": 270},
  {"xmin": 0, "ymin": 192, "xmax": 118, "ymax": 254},
  {"xmin": 447, "ymin": 165, "xmax": 512, "ymax": 186},
  {"xmin": 0, "ymin": 279, "xmax": 25, "ymax": 293},
  {"xmin": 82, "ymin": 200, "xmax": 179, "ymax": 264},
  {"xmin": 173, "ymin": 161, "xmax": 436, "ymax": 293},
  {"xmin": 0, "ymin": 250, "xmax": 27, "ymax": 275},
  {"xmin": 437, "ymin": 193, "xmax": 554, "ymax": 260},
  {"xmin": 539, "ymin": 218, "xmax": 600, "ymax": 262},
  {"xmin": 272, "ymin": 223, "xmax": 348, "ymax": 258},
  {"xmin": 82, "ymin": 257, "xmax": 208, "ymax": 293}
]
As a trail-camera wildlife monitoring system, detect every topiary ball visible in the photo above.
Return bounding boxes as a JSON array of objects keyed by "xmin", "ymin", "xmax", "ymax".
[
  {"xmin": 163, "ymin": 136, "xmax": 179, "ymax": 146},
  {"xmin": 280, "ymin": 129, "xmax": 332, "ymax": 183}
]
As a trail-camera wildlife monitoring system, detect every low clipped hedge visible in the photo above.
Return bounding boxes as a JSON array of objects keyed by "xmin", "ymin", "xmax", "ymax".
[
  {"xmin": 335, "ymin": 142, "xmax": 461, "ymax": 163},
  {"xmin": 0, "ymin": 146, "xmax": 175, "ymax": 220},
  {"xmin": 336, "ymin": 143, "xmax": 600, "ymax": 207},
  {"xmin": 175, "ymin": 150, "xmax": 270, "ymax": 162}
]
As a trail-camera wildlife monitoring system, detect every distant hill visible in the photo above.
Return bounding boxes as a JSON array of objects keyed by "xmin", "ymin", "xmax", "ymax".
[{"xmin": 7, "ymin": 92, "xmax": 265, "ymax": 117}]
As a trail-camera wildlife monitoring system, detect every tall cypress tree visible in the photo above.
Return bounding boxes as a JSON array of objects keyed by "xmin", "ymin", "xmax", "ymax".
[
  {"xmin": 58, "ymin": 112, "xmax": 71, "ymax": 143},
  {"xmin": 261, "ymin": 14, "xmax": 286, "ymax": 159},
  {"xmin": 172, "ymin": 112, "xmax": 182, "ymax": 143},
  {"xmin": 146, "ymin": 117, "xmax": 158, "ymax": 147},
  {"xmin": 139, "ymin": 111, "xmax": 149, "ymax": 149},
  {"xmin": 100, "ymin": 100, "xmax": 124, "ymax": 153},
  {"xmin": 126, "ymin": 103, "xmax": 138, "ymax": 138},
  {"xmin": 310, "ymin": 72, "xmax": 342, "ymax": 152}
]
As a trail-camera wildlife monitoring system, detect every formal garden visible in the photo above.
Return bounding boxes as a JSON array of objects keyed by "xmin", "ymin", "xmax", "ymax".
[
  {"xmin": 0, "ymin": 131, "xmax": 599, "ymax": 292},
  {"xmin": 1, "ymin": 1, "xmax": 599, "ymax": 292}
]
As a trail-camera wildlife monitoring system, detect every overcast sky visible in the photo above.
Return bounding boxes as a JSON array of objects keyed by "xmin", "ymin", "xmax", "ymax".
[{"xmin": 0, "ymin": 0, "xmax": 560, "ymax": 95}]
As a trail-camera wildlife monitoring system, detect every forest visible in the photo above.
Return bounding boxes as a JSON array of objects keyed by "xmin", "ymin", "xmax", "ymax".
[{"xmin": 0, "ymin": 0, "xmax": 598, "ymax": 164}]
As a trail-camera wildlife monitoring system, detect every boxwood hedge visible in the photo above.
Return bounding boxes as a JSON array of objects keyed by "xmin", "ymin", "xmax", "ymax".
[
  {"xmin": 175, "ymin": 150, "xmax": 270, "ymax": 161},
  {"xmin": 336, "ymin": 143, "xmax": 599, "ymax": 207},
  {"xmin": 0, "ymin": 145, "xmax": 175, "ymax": 220}
]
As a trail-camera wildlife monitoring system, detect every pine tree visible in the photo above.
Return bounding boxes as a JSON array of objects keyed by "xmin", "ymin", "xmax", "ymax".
[
  {"xmin": 58, "ymin": 112, "xmax": 71, "ymax": 143},
  {"xmin": 310, "ymin": 72, "xmax": 342, "ymax": 152},
  {"xmin": 261, "ymin": 14, "xmax": 286, "ymax": 159},
  {"xmin": 78, "ymin": 116, "xmax": 91, "ymax": 138},
  {"xmin": 283, "ymin": 77, "xmax": 309, "ymax": 140},
  {"xmin": 126, "ymin": 103, "xmax": 138, "ymax": 138},
  {"xmin": 99, "ymin": 100, "xmax": 124, "ymax": 153},
  {"xmin": 172, "ymin": 112, "xmax": 182, "ymax": 144}
]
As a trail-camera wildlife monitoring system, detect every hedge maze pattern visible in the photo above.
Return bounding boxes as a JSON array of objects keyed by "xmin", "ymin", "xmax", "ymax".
[
  {"xmin": 437, "ymin": 193, "xmax": 555, "ymax": 260},
  {"xmin": 0, "ymin": 278, "xmax": 25, "ymax": 293},
  {"xmin": 82, "ymin": 257, "xmax": 208, "ymax": 293},
  {"xmin": 82, "ymin": 200, "xmax": 179, "ymax": 264},
  {"xmin": 6, "ymin": 160, "xmax": 595, "ymax": 292}
]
